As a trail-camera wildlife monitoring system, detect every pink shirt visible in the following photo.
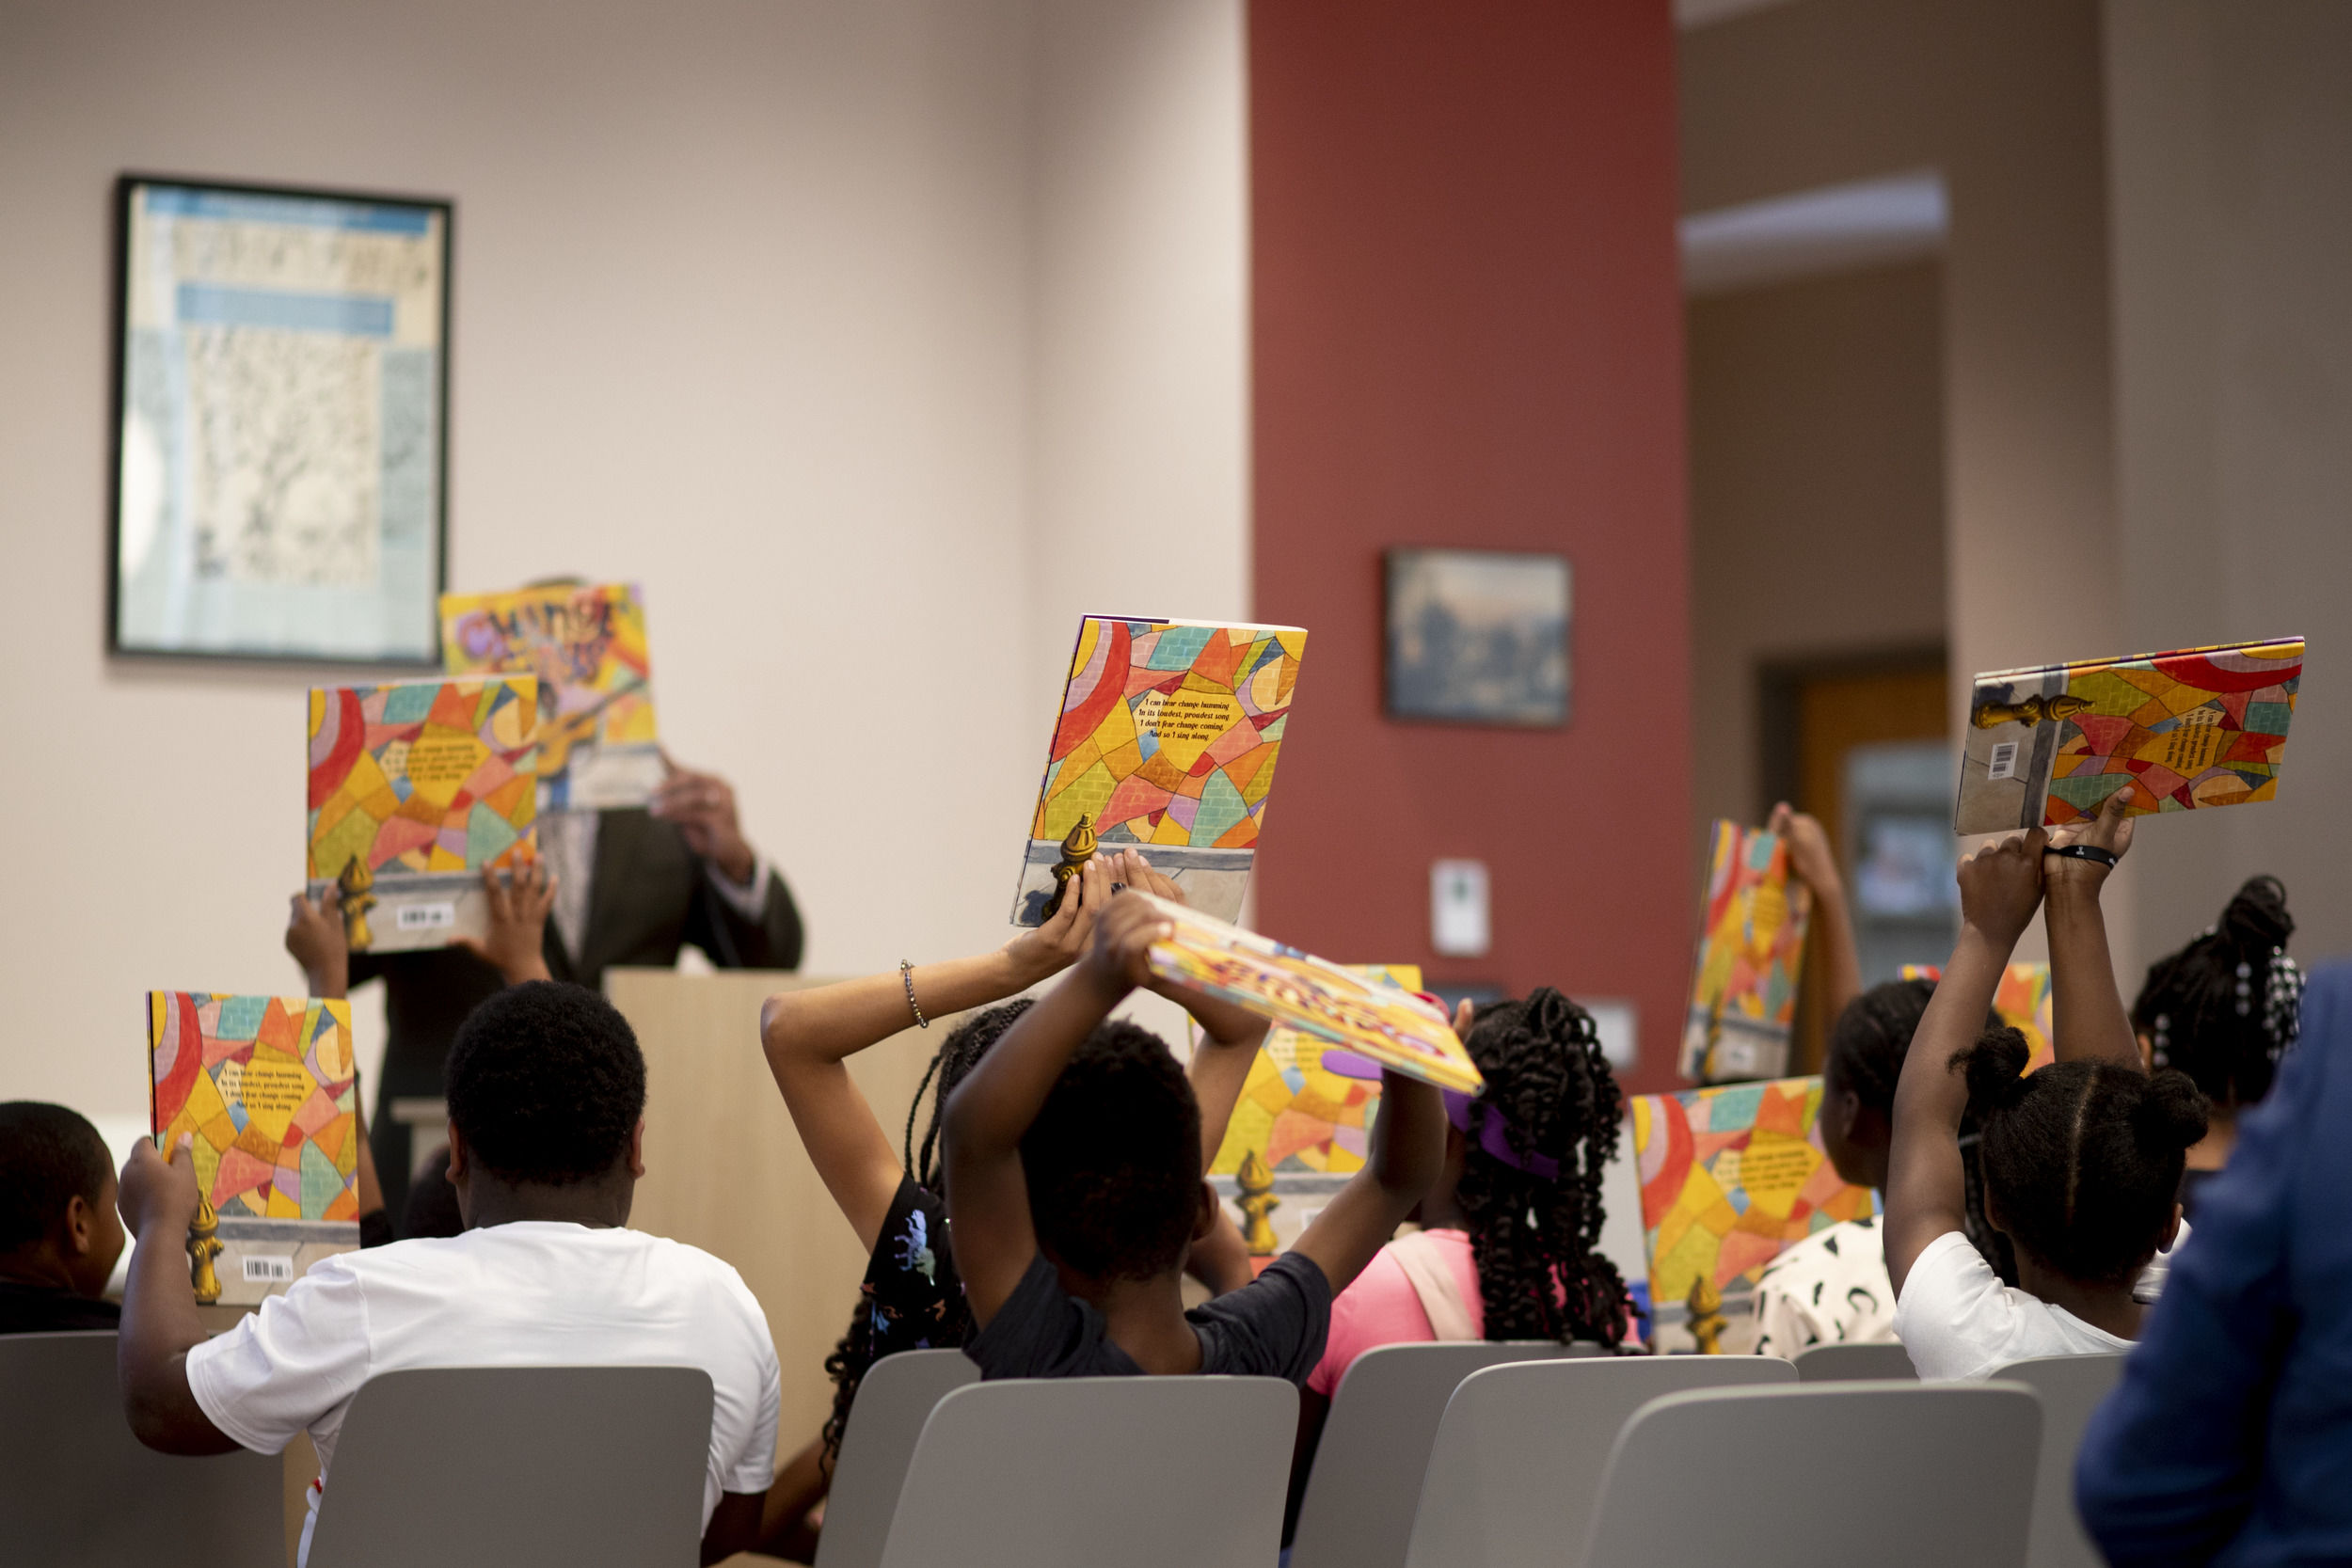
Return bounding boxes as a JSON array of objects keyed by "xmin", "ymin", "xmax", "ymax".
[{"xmin": 1307, "ymin": 1227, "xmax": 1483, "ymax": 1397}]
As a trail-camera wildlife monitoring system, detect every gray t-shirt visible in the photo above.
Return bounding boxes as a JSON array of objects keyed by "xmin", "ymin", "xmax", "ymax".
[{"xmin": 965, "ymin": 1251, "xmax": 1331, "ymax": 1383}]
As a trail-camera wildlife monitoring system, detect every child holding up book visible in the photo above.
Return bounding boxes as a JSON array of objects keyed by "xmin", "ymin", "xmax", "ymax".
[
  {"xmin": 755, "ymin": 848, "xmax": 1263, "ymax": 1553},
  {"xmin": 943, "ymin": 889, "xmax": 1446, "ymax": 1381},
  {"xmin": 1887, "ymin": 786, "xmax": 2209, "ymax": 1379}
]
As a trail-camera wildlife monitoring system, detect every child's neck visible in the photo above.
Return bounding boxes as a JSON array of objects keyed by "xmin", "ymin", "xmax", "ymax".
[
  {"xmin": 2013, "ymin": 1254, "xmax": 2143, "ymax": 1340},
  {"xmin": 1061, "ymin": 1264, "xmax": 1204, "ymax": 1374},
  {"xmin": 0, "ymin": 1247, "xmax": 77, "ymax": 1293}
]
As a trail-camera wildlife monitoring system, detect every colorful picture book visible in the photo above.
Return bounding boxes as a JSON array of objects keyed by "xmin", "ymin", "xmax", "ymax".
[
  {"xmin": 1679, "ymin": 821, "xmax": 1813, "ymax": 1083},
  {"xmin": 1902, "ymin": 961, "xmax": 2056, "ymax": 1073},
  {"xmin": 1012, "ymin": 616, "xmax": 1307, "ymax": 927},
  {"xmin": 306, "ymin": 676, "xmax": 539, "ymax": 951},
  {"xmin": 149, "ymin": 991, "xmax": 361, "ymax": 1305},
  {"xmin": 1954, "ymin": 638, "xmax": 2303, "ymax": 835},
  {"xmin": 1632, "ymin": 1075, "xmax": 1878, "ymax": 1321},
  {"xmin": 1138, "ymin": 894, "xmax": 1481, "ymax": 1094},
  {"xmin": 1209, "ymin": 964, "xmax": 1422, "ymax": 1178},
  {"xmin": 440, "ymin": 582, "xmax": 664, "ymax": 811}
]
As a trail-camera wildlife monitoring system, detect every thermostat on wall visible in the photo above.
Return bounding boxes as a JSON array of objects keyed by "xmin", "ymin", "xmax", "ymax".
[{"xmin": 1431, "ymin": 859, "xmax": 1490, "ymax": 958}]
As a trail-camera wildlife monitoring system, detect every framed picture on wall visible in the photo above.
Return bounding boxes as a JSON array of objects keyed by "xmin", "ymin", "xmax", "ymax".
[
  {"xmin": 1384, "ymin": 547, "xmax": 1571, "ymax": 725},
  {"xmin": 109, "ymin": 174, "xmax": 453, "ymax": 663}
]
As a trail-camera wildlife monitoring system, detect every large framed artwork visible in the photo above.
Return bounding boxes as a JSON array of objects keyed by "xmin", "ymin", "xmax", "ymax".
[
  {"xmin": 110, "ymin": 175, "xmax": 453, "ymax": 663},
  {"xmin": 1384, "ymin": 547, "xmax": 1571, "ymax": 725}
]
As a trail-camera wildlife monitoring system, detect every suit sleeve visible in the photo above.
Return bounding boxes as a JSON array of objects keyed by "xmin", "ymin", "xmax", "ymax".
[
  {"xmin": 2073, "ymin": 992, "xmax": 2325, "ymax": 1566},
  {"xmin": 685, "ymin": 859, "xmax": 804, "ymax": 972}
]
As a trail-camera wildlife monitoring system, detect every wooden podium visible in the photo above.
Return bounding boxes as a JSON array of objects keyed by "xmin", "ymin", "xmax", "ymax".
[{"xmin": 605, "ymin": 967, "xmax": 946, "ymax": 1451}]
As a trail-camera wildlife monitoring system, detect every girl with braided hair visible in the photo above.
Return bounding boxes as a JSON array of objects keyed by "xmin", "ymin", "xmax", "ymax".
[
  {"xmin": 1290, "ymin": 987, "xmax": 1629, "ymax": 1504},
  {"xmin": 751, "ymin": 849, "xmax": 1267, "ymax": 1558},
  {"xmin": 2131, "ymin": 875, "xmax": 2302, "ymax": 1218}
]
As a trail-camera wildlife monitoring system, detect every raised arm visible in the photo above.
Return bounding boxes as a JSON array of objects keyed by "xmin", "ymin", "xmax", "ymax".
[
  {"xmin": 453, "ymin": 861, "xmax": 558, "ymax": 985},
  {"xmin": 1773, "ymin": 803, "xmax": 1864, "ymax": 1030},
  {"xmin": 115, "ymin": 1139, "xmax": 236, "ymax": 1454},
  {"xmin": 2043, "ymin": 785, "xmax": 2143, "ymax": 1069},
  {"xmin": 286, "ymin": 890, "xmax": 385, "ymax": 1230},
  {"xmin": 943, "ymin": 890, "xmax": 1169, "ymax": 1326},
  {"xmin": 762, "ymin": 857, "xmax": 1108, "ymax": 1253},
  {"xmin": 1886, "ymin": 830, "xmax": 2045, "ymax": 1294}
]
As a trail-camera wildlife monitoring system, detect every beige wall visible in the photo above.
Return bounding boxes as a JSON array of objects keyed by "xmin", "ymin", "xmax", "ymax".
[
  {"xmin": 2104, "ymin": 0, "xmax": 2352, "ymax": 969},
  {"xmin": 0, "ymin": 0, "xmax": 1247, "ymax": 1117},
  {"xmin": 1680, "ymin": 0, "xmax": 2121, "ymax": 965},
  {"xmin": 1686, "ymin": 260, "xmax": 1947, "ymax": 832}
]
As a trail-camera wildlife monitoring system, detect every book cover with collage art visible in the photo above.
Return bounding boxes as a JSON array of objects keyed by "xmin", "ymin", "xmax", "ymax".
[
  {"xmin": 149, "ymin": 991, "xmax": 360, "ymax": 1305},
  {"xmin": 1209, "ymin": 964, "xmax": 1423, "ymax": 1179},
  {"xmin": 1679, "ymin": 821, "xmax": 1813, "ymax": 1084},
  {"xmin": 1955, "ymin": 638, "xmax": 2303, "ymax": 835},
  {"xmin": 306, "ymin": 676, "xmax": 539, "ymax": 951},
  {"xmin": 1012, "ymin": 616, "xmax": 1306, "ymax": 927}
]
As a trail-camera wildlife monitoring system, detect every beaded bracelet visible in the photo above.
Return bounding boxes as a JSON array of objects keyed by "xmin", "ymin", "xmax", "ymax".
[{"xmin": 900, "ymin": 959, "xmax": 929, "ymax": 1028}]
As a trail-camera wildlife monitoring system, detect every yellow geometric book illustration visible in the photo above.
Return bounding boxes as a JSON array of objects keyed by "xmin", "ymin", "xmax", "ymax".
[
  {"xmin": 1209, "ymin": 964, "xmax": 1422, "ymax": 1178},
  {"xmin": 440, "ymin": 582, "xmax": 663, "ymax": 811},
  {"xmin": 1014, "ymin": 615, "xmax": 1308, "ymax": 926},
  {"xmin": 1633, "ymin": 1075, "xmax": 1877, "ymax": 1326},
  {"xmin": 306, "ymin": 676, "xmax": 539, "ymax": 951},
  {"xmin": 1679, "ymin": 820, "xmax": 1813, "ymax": 1083},
  {"xmin": 148, "ymin": 991, "xmax": 360, "ymax": 1305},
  {"xmin": 1138, "ymin": 894, "xmax": 1479, "ymax": 1093},
  {"xmin": 1903, "ymin": 961, "xmax": 2056, "ymax": 1073},
  {"xmin": 1955, "ymin": 638, "xmax": 2303, "ymax": 835}
]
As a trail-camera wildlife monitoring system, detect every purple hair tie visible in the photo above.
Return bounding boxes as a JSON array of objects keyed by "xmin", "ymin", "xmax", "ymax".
[{"xmin": 1444, "ymin": 1089, "xmax": 1561, "ymax": 1181}]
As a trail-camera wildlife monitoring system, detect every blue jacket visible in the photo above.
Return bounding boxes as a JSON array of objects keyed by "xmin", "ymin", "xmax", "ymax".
[{"xmin": 2076, "ymin": 961, "xmax": 2352, "ymax": 1566}]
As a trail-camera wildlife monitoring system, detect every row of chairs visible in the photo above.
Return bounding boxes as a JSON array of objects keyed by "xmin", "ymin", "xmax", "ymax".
[{"xmin": 0, "ymin": 1330, "xmax": 2122, "ymax": 1568}]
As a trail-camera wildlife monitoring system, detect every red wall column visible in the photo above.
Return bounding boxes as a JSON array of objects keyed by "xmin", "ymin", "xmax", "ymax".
[{"xmin": 1249, "ymin": 0, "xmax": 1692, "ymax": 1093}]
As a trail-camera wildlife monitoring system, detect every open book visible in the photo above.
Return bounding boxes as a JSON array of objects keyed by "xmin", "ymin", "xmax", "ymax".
[
  {"xmin": 1631, "ymin": 1075, "xmax": 1879, "ymax": 1341},
  {"xmin": 1012, "ymin": 615, "xmax": 1307, "ymax": 927},
  {"xmin": 306, "ymin": 676, "xmax": 539, "ymax": 951},
  {"xmin": 1679, "ymin": 820, "xmax": 1813, "ymax": 1083},
  {"xmin": 149, "ymin": 992, "xmax": 361, "ymax": 1305},
  {"xmin": 440, "ymin": 582, "xmax": 664, "ymax": 811},
  {"xmin": 1955, "ymin": 638, "xmax": 2303, "ymax": 835},
  {"xmin": 1137, "ymin": 895, "xmax": 1480, "ymax": 1093}
]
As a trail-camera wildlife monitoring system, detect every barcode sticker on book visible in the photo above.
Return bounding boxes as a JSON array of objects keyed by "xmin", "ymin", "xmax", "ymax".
[
  {"xmin": 1987, "ymin": 741, "xmax": 2019, "ymax": 782},
  {"xmin": 243, "ymin": 1256, "xmax": 294, "ymax": 1284},
  {"xmin": 398, "ymin": 902, "xmax": 456, "ymax": 932}
]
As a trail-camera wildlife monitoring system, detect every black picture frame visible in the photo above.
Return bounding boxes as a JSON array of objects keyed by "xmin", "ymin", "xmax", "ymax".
[
  {"xmin": 108, "ymin": 172, "xmax": 453, "ymax": 665},
  {"xmin": 1384, "ymin": 546, "xmax": 1572, "ymax": 726}
]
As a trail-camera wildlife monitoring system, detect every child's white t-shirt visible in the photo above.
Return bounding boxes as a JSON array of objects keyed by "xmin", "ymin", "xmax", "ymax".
[
  {"xmin": 185, "ymin": 1221, "xmax": 780, "ymax": 1559},
  {"xmin": 1892, "ymin": 1229, "xmax": 2132, "ymax": 1381}
]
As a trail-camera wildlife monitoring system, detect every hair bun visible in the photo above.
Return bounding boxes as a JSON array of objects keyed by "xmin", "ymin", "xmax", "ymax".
[
  {"xmin": 2222, "ymin": 876, "xmax": 2294, "ymax": 952},
  {"xmin": 2134, "ymin": 1068, "xmax": 2211, "ymax": 1154},
  {"xmin": 1956, "ymin": 1027, "xmax": 2033, "ymax": 1112},
  {"xmin": 1524, "ymin": 986, "xmax": 1574, "ymax": 1043}
]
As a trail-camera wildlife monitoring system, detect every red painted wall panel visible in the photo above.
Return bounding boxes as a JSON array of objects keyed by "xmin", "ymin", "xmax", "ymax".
[{"xmin": 1249, "ymin": 0, "xmax": 1692, "ymax": 1093}]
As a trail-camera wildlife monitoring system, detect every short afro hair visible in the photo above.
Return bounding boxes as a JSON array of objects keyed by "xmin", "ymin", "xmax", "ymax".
[
  {"xmin": 1020, "ymin": 1020, "xmax": 1201, "ymax": 1281},
  {"xmin": 445, "ymin": 983, "xmax": 646, "ymax": 1185},
  {"xmin": 0, "ymin": 1102, "xmax": 112, "ymax": 1252}
]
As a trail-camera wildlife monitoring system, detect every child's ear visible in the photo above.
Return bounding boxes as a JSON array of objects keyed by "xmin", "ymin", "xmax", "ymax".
[
  {"xmin": 1191, "ymin": 1180, "xmax": 1218, "ymax": 1243},
  {"xmin": 63, "ymin": 1192, "xmax": 94, "ymax": 1258},
  {"xmin": 2160, "ymin": 1201, "xmax": 2183, "ymax": 1255}
]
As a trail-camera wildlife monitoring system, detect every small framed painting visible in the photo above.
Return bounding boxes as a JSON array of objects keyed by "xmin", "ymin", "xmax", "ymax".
[
  {"xmin": 1384, "ymin": 548, "xmax": 1570, "ymax": 725},
  {"xmin": 110, "ymin": 174, "xmax": 453, "ymax": 663}
]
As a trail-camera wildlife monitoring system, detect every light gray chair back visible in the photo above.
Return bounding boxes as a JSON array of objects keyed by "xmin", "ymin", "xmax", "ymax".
[
  {"xmin": 1994, "ymin": 1353, "xmax": 2127, "ymax": 1568},
  {"xmin": 1794, "ymin": 1340, "xmax": 1919, "ymax": 1382},
  {"xmin": 0, "ymin": 1330, "xmax": 281, "ymax": 1566},
  {"xmin": 1290, "ymin": 1340, "xmax": 1590, "ymax": 1568},
  {"xmin": 816, "ymin": 1349, "xmax": 979, "ymax": 1568},
  {"xmin": 1405, "ymin": 1353, "xmax": 1795, "ymax": 1568},
  {"xmin": 307, "ymin": 1366, "xmax": 713, "ymax": 1568},
  {"xmin": 1584, "ymin": 1382, "xmax": 2041, "ymax": 1568},
  {"xmin": 877, "ymin": 1375, "xmax": 1295, "ymax": 1568}
]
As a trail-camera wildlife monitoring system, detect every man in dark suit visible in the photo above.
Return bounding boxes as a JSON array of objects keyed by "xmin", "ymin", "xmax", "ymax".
[{"xmin": 317, "ymin": 761, "xmax": 803, "ymax": 1223}]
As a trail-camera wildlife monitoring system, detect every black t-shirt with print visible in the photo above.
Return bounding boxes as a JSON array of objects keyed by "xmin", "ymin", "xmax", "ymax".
[
  {"xmin": 861, "ymin": 1177, "xmax": 970, "ymax": 1354},
  {"xmin": 965, "ymin": 1250, "xmax": 1331, "ymax": 1383}
]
